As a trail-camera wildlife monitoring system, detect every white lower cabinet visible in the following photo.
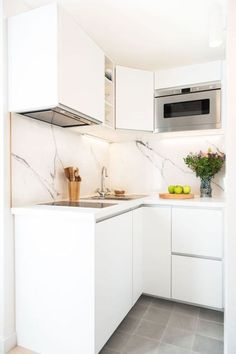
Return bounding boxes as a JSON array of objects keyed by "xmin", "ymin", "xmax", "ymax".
[
  {"xmin": 141, "ymin": 206, "xmax": 223, "ymax": 309},
  {"xmin": 13, "ymin": 205, "xmax": 224, "ymax": 354},
  {"xmin": 95, "ymin": 212, "xmax": 133, "ymax": 353},
  {"xmin": 132, "ymin": 208, "xmax": 144, "ymax": 305},
  {"xmin": 172, "ymin": 255, "xmax": 223, "ymax": 308},
  {"xmin": 143, "ymin": 206, "xmax": 171, "ymax": 298},
  {"xmin": 171, "ymin": 207, "xmax": 224, "ymax": 309},
  {"xmin": 172, "ymin": 207, "xmax": 223, "ymax": 258}
]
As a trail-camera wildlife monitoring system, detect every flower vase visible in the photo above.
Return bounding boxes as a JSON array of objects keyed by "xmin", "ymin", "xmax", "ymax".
[{"xmin": 200, "ymin": 177, "xmax": 212, "ymax": 198}]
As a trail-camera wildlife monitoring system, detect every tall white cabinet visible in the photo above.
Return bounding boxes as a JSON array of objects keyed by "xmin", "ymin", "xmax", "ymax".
[
  {"xmin": 8, "ymin": 3, "xmax": 105, "ymax": 122},
  {"xmin": 116, "ymin": 65, "xmax": 154, "ymax": 131}
]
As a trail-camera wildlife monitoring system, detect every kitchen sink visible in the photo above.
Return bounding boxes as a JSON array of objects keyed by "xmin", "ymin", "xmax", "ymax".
[{"xmin": 85, "ymin": 194, "xmax": 147, "ymax": 201}]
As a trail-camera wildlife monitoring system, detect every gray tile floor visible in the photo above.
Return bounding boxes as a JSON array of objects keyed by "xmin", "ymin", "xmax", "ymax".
[{"xmin": 99, "ymin": 295, "xmax": 224, "ymax": 354}]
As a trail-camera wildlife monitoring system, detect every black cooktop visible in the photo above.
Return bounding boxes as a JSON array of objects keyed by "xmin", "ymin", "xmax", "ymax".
[{"xmin": 41, "ymin": 201, "xmax": 116, "ymax": 208}]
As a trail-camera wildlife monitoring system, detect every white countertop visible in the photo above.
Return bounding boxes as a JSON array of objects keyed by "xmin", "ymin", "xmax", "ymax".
[{"xmin": 12, "ymin": 195, "xmax": 226, "ymax": 222}]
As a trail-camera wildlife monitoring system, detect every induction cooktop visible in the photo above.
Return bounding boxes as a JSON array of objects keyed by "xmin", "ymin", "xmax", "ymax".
[{"xmin": 40, "ymin": 201, "xmax": 116, "ymax": 208}]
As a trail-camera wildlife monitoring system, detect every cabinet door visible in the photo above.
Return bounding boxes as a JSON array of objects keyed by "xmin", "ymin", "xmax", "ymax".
[
  {"xmin": 172, "ymin": 207, "xmax": 223, "ymax": 258},
  {"xmin": 59, "ymin": 7, "xmax": 105, "ymax": 122},
  {"xmin": 95, "ymin": 212, "xmax": 133, "ymax": 353},
  {"xmin": 155, "ymin": 61, "xmax": 222, "ymax": 89},
  {"xmin": 116, "ymin": 66, "xmax": 154, "ymax": 131},
  {"xmin": 8, "ymin": 3, "xmax": 58, "ymax": 111},
  {"xmin": 133, "ymin": 208, "xmax": 143, "ymax": 305},
  {"xmin": 172, "ymin": 255, "xmax": 223, "ymax": 309},
  {"xmin": 143, "ymin": 207, "xmax": 171, "ymax": 298}
]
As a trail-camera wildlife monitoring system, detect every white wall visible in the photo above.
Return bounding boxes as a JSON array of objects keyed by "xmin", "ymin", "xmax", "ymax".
[
  {"xmin": 0, "ymin": 1, "xmax": 16, "ymax": 352},
  {"xmin": 0, "ymin": 1, "xmax": 31, "ymax": 353},
  {"xmin": 225, "ymin": 0, "xmax": 236, "ymax": 352}
]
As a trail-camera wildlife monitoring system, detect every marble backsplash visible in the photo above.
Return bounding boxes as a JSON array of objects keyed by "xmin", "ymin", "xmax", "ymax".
[
  {"xmin": 11, "ymin": 114, "xmax": 110, "ymax": 206},
  {"xmin": 109, "ymin": 135, "xmax": 225, "ymax": 197},
  {"xmin": 11, "ymin": 114, "xmax": 225, "ymax": 206}
]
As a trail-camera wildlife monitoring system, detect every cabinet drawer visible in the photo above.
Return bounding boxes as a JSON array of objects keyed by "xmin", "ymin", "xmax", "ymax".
[
  {"xmin": 172, "ymin": 208, "xmax": 223, "ymax": 258},
  {"xmin": 172, "ymin": 255, "xmax": 223, "ymax": 308}
]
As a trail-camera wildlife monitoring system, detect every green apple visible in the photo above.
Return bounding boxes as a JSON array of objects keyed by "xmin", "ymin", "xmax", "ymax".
[
  {"xmin": 183, "ymin": 185, "xmax": 191, "ymax": 194},
  {"xmin": 174, "ymin": 185, "xmax": 183, "ymax": 194},
  {"xmin": 168, "ymin": 185, "xmax": 175, "ymax": 194}
]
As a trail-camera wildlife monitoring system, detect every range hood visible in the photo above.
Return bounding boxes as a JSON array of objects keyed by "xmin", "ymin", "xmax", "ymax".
[{"xmin": 20, "ymin": 104, "xmax": 102, "ymax": 128}]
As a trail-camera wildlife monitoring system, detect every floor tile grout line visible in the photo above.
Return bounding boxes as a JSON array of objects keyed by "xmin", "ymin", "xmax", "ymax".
[
  {"xmin": 158, "ymin": 304, "xmax": 173, "ymax": 343},
  {"xmin": 101, "ymin": 296, "xmax": 224, "ymax": 354},
  {"xmin": 195, "ymin": 332, "xmax": 224, "ymax": 342},
  {"xmin": 121, "ymin": 299, "xmax": 153, "ymax": 352},
  {"xmin": 197, "ymin": 317, "xmax": 224, "ymax": 325},
  {"xmin": 172, "ymin": 308, "xmax": 200, "ymax": 319}
]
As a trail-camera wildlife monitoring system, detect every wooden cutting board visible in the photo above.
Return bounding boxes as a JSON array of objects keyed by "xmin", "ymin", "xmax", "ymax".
[{"xmin": 159, "ymin": 193, "xmax": 194, "ymax": 199}]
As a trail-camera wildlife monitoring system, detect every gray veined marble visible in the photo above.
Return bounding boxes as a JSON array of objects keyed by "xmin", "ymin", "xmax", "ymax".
[
  {"xmin": 12, "ymin": 153, "xmax": 60, "ymax": 200},
  {"xmin": 135, "ymin": 140, "xmax": 193, "ymax": 180},
  {"xmin": 11, "ymin": 114, "xmax": 110, "ymax": 206},
  {"xmin": 11, "ymin": 113, "xmax": 225, "ymax": 206},
  {"xmin": 109, "ymin": 135, "xmax": 225, "ymax": 196}
]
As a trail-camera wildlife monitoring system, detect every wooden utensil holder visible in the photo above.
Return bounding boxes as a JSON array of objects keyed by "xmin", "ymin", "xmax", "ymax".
[{"xmin": 68, "ymin": 181, "xmax": 80, "ymax": 201}]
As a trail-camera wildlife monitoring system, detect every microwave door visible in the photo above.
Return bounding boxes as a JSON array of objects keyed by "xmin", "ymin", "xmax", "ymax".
[{"xmin": 155, "ymin": 89, "xmax": 221, "ymax": 132}]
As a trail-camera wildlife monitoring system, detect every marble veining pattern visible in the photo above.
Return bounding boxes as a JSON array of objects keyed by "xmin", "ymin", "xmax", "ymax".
[
  {"xmin": 110, "ymin": 135, "xmax": 225, "ymax": 197},
  {"xmin": 11, "ymin": 114, "xmax": 110, "ymax": 206},
  {"xmin": 11, "ymin": 115, "xmax": 225, "ymax": 206}
]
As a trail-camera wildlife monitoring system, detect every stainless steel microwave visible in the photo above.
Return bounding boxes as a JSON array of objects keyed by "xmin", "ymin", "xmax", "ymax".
[{"xmin": 154, "ymin": 82, "xmax": 221, "ymax": 133}]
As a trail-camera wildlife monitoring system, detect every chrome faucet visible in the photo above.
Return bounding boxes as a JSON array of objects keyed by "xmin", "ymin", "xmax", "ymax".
[{"xmin": 95, "ymin": 166, "xmax": 110, "ymax": 198}]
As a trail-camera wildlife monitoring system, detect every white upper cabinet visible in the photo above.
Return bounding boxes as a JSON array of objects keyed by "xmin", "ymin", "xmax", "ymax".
[
  {"xmin": 8, "ymin": 3, "xmax": 105, "ymax": 123},
  {"xmin": 116, "ymin": 66, "xmax": 154, "ymax": 131},
  {"xmin": 155, "ymin": 61, "xmax": 222, "ymax": 89}
]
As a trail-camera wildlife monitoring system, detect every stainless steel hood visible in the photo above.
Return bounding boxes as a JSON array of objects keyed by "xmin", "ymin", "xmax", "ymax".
[{"xmin": 20, "ymin": 104, "xmax": 102, "ymax": 128}]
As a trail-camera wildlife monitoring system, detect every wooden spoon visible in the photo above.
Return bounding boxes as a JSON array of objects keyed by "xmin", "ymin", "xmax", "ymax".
[
  {"xmin": 64, "ymin": 167, "xmax": 71, "ymax": 181},
  {"xmin": 64, "ymin": 167, "xmax": 75, "ymax": 181}
]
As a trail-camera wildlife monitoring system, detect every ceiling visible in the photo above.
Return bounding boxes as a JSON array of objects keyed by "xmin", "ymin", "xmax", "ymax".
[{"xmin": 8, "ymin": 0, "xmax": 226, "ymax": 70}]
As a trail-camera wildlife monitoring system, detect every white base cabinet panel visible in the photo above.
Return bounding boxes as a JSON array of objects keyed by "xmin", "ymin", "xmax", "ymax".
[
  {"xmin": 132, "ymin": 208, "xmax": 144, "ymax": 305},
  {"xmin": 15, "ymin": 214, "xmax": 95, "ymax": 354},
  {"xmin": 13, "ymin": 205, "xmax": 224, "ymax": 354},
  {"xmin": 95, "ymin": 212, "xmax": 133, "ymax": 353},
  {"xmin": 172, "ymin": 207, "xmax": 223, "ymax": 258},
  {"xmin": 172, "ymin": 255, "xmax": 223, "ymax": 309},
  {"xmin": 143, "ymin": 207, "xmax": 171, "ymax": 298}
]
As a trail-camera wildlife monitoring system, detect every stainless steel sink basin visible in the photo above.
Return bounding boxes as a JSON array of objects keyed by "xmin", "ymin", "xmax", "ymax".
[{"xmin": 85, "ymin": 195, "xmax": 146, "ymax": 201}]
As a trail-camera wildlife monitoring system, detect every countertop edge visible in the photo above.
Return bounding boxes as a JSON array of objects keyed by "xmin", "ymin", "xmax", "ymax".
[{"xmin": 11, "ymin": 196, "xmax": 226, "ymax": 220}]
